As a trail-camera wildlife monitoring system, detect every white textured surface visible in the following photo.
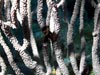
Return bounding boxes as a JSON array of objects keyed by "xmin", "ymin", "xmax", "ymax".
[
  {"xmin": 17, "ymin": 9, "xmax": 22, "ymax": 25},
  {"xmin": 50, "ymin": 9, "xmax": 55, "ymax": 33}
]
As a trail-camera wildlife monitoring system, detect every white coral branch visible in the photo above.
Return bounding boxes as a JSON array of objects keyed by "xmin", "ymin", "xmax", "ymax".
[
  {"xmin": 0, "ymin": 32, "xmax": 24, "ymax": 75},
  {"xmin": 0, "ymin": 20, "xmax": 16, "ymax": 29},
  {"xmin": 0, "ymin": 55, "xmax": 7, "ymax": 75},
  {"xmin": 57, "ymin": 0, "xmax": 65, "ymax": 8}
]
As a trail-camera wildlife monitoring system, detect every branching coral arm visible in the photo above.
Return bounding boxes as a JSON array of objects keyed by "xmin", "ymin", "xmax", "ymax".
[
  {"xmin": 79, "ymin": 0, "xmax": 86, "ymax": 74},
  {"xmin": 0, "ymin": 55, "xmax": 7, "ymax": 75},
  {"xmin": 37, "ymin": 0, "xmax": 45, "ymax": 29},
  {"xmin": 67, "ymin": 0, "xmax": 82, "ymax": 75},
  {"xmin": 1, "ymin": 22, "xmax": 46, "ymax": 75},
  {"xmin": 52, "ymin": 41, "xmax": 69, "ymax": 75},
  {"xmin": 92, "ymin": 3, "xmax": 100, "ymax": 75},
  {"xmin": 46, "ymin": 0, "xmax": 52, "ymax": 26},
  {"xmin": 0, "ymin": 20, "xmax": 16, "ymax": 29},
  {"xmin": 0, "ymin": 21, "xmax": 37, "ymax": 70},
  {"xmin": 27, "ymin": 0, "xmax": 40, "ymax": 58},
  {"xmin": 20, "ymin": 0, "xmax": 30, "ymax": 40},
  {"xmin": 4, "ymin": 0, "xmax": 11, "ymax": 21},
  {"xmin": 42, "ymin": 43, "xmax": 52, "ymax": 75},
  {"xmin": 57, "ymin": 0, "xmax": 65, "ymax": 8},
  {"xmin": 50, "ymin": 5, "xmax": 69, "ymax": 75},
  {"xmin": 0, "ymin": 32, "xmax": 24, "ymax": 75},
  {"xmin": 11, "ymin": 0, "xmax": 19, "ymax": 28},
  {"xmin": 50, "ymin": 6, "xmax": 60, "ymax": 34}
]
